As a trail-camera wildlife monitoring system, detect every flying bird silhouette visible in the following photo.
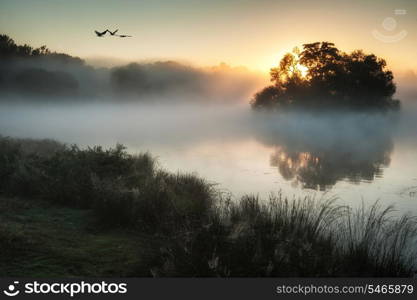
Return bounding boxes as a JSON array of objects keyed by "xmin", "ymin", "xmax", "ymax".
[
  {"xmin": 94, "ymin": 30, "xmax": 108, "ymax": 37},
  {"xmin": 94, "ymin": 29, "xmax": 132, "ymax": 38},
  {"xmin": 108, "ymin": 29, "xmax": 119, "ymax": 36}
]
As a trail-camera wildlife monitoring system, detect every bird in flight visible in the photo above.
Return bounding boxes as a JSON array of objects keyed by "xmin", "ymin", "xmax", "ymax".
[
  {"xmin": 108, "ymin": 29, "xmax": 119, "ymax": 36},
  {"xmin": 94, "ymin": 29, "xmax": 109, "ymax": 37},
  {"xmin": 94, "ymin": 29, "xmax": 132, "ymax": 38}
]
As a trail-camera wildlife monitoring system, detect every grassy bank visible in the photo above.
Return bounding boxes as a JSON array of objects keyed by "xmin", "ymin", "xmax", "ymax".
[{"xmin": 0, "ymin": 136, "xmax": 416, "ymax": 277}]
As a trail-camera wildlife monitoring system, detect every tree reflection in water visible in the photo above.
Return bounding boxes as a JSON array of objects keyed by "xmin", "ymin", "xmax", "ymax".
[
  {"xmin": 254, "ymin": 112, "xmax": 395, "ymax": 191},
  {"xmin": 270, "ymin": 143, "xmax": 392, "ymax": 190}
]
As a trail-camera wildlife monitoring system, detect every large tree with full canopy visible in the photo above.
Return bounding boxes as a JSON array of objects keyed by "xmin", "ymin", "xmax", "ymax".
[{"xmin": 251, "ymin": 42, "xmax": 399, "ymax": 110}]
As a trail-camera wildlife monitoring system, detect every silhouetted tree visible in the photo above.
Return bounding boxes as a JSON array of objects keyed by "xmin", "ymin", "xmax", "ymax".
[
  {"xmin": 251, "ymin": 42, "xmax": 399, "ymax": 111},
  {"xmin": 251, "ymin": 86, "xmax": 282, "ymax": 110},
  {"xmin": 110, "ymin": 61, "xmax": 206, "ymax": 97},
  {"xmin": 0, "ymin": 34, "xmax": 84, "ymax": 64},
  {"xmin": 1, "ymin": 34, "xmax": 47, "ymax": 58},
  {"xmin": 0, "ymin": 34, "xmax": 87, "ymax": 97}
]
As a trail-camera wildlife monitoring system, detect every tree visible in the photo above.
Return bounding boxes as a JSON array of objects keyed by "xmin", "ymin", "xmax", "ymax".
[
  {"xmin": 251, "ymin": 42, "xmax": 399, "ymax": 111},
  {"xmin": 250, "ymin": 86, "xmax": 282, "ymax": 110},
  {"xmin": 14, "ymin": 68, "xmax": 79, "ymax": 96},
  {"xmin": 270, "ymin": 50, "xmax": 302, "ymax": 86},
  {"xmin": 0, "ymin": 34, "xmax": 83, "ymax": 65},
  {"xmin": 0, "ymin": 34, "xmax": 86, "ymax": 97}
]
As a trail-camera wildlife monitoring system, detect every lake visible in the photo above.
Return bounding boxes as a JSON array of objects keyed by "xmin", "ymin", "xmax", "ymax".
[{"xmin": 1, "ymin": 100, "xmax": 416, "ymax": 214}]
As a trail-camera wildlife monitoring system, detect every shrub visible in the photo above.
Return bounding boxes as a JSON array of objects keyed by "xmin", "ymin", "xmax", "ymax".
[
  {"xmin": 0, "ymin": 137, "xmax": 215, "ymax": 231},
  {"xmin": 0, "ymin": 137, "xmax": 21, "ymax": 193}
]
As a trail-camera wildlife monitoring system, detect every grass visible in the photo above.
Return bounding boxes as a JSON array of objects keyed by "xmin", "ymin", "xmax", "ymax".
[
  {"xmin": 0, "ymin": 197, "xmax": 154, "ymax": 277},
  {"xmin": 0, "ymin": 136, "xmax": 416, "ymax": 277},
  {"xmin": 336, "ymin": 202, "xmax": 417, "ymax": 276},
  {"xmin": 152, "ymin": 195, "xmax": 417, "ymax": 276}
]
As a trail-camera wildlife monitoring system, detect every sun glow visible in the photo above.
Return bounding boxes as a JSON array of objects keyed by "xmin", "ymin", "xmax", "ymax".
[{"xmin": 297, "ymin": 64, "xmax": 309, "ymax": 78}]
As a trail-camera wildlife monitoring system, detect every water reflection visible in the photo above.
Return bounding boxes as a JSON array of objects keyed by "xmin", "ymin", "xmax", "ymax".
[
  {"xmin": 269, "ymin": 143, "xmax": 392, "ymax": 190},
  {"xmin": 254, "ymin": 112, "xmax": 395, "ymax": 190}
]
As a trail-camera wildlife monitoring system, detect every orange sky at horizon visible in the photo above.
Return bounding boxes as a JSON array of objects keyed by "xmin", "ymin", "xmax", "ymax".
[{"xmin": 1, "ymin": 0, "xmax": 416, "ymax": 76}]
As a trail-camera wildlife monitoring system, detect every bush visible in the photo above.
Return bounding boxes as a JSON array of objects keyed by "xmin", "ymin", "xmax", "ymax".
[
  {"xmin": 0, "ymin": 137, "xmax": 215, "ymax": 231},
  {"xmin": 0, "ymin": 137, "xmax": 21, "ymax": 193}
]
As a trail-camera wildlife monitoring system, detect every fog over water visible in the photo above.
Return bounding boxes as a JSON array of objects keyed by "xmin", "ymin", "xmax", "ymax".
[
  {"xmin": 1, "ymin": 94, "xmax": 417, "ymax": 214},
  {"xmin": 1, "ymin": 51, "xmax": 417, "ymax": 213}
]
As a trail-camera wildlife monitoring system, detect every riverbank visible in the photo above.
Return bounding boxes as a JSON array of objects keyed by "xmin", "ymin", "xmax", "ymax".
[{"xmin": 1, "ymin": 136, "xmax": 416, "ymax": 277}]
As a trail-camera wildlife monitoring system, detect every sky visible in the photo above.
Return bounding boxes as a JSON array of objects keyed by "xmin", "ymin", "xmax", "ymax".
[{"xmin": 1, "ymin": 0, "xmax": 416, "ymax": 73}]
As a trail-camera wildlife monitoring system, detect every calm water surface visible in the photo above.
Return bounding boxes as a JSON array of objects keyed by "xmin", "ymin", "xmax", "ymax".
[{"xmin": 1, "ymin": 101, "xmax": 416, "ymax": 214}]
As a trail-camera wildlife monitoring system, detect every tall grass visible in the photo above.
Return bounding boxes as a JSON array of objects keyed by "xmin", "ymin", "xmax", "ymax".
[
  {"xmin": 151, "ymin": 195, "xmax": 417, "ymax": 277},
  {"xmin": 336, "ymin": 202, "xmax": 417, "ymax": 276},
  {"xmin": 0, "ymin": 136, "xmax": 416, "ymax": 276}
]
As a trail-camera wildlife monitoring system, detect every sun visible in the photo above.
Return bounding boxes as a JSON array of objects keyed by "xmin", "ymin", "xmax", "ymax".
[{"xmin": 297, "ymin": 63, "xmax": 309, "ymax": 78}]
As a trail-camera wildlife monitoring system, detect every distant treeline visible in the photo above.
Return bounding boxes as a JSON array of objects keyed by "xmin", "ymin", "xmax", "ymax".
[
  {"xmin": 0, "ymin": 35, "xmax": 86, "ymax": 96},
  {"xmin": 0, "ymin": 34, "xmax": 262, "ymax": 101}
]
